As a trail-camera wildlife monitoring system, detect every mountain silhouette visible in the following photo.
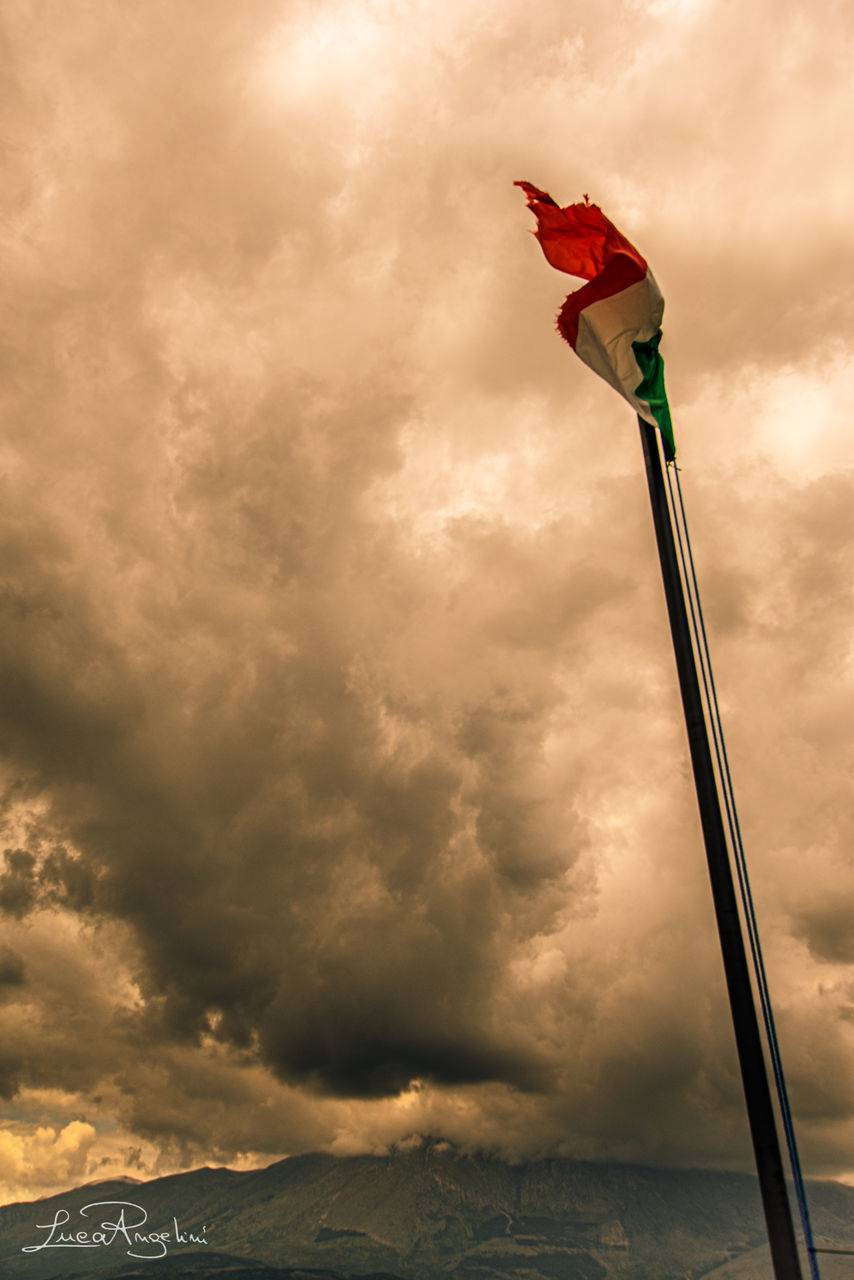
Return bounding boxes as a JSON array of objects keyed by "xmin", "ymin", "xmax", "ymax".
[{"xmin": 3, "ymin": 1141, "xmax": 854, "ymax": 1280}]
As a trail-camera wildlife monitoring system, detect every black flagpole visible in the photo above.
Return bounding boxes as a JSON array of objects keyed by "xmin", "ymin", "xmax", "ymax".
[{"xmin": 638, "ymin": 416, "xmax": 803, "ymax": 1280}]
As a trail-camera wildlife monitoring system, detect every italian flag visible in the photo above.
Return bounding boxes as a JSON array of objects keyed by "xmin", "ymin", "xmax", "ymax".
[{"xmin": 516, "ymin": 181, "xmax": 675, "ymax": 461}]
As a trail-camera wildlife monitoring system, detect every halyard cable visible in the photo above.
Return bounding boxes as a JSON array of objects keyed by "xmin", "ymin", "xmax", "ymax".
[
  {"xmin": 663, "ymin": 453, "xmax": 821, "ymax": 1280},
  {"xmin": 665, "ymin": 458, "xmax": 819, "ymax": 1278},
  {"xmin": 667, "ymin": 462, "xmax": 820, "ymax": 1279}
]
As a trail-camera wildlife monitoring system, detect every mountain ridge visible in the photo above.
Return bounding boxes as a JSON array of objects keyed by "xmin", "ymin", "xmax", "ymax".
[{"xmin": 3, "ymin": 1145, "xmax": 854, "ymax": 1280}]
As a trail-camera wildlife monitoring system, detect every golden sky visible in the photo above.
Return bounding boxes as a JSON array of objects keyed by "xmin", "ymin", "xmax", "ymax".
[{"xmin": 1, "ymin": 0, "xmax": 853, "ymax": 1204}]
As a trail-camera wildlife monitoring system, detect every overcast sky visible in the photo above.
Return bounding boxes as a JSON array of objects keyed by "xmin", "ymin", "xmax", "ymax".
[{"xmin": 1, "ymin": 0, "xmax": 853, "ymax": 1205}]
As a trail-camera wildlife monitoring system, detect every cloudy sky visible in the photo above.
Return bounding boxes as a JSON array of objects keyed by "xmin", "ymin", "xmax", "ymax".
[{"xmin": 1, "ymin": 0, "xmax": 853, "ymax": 1206}]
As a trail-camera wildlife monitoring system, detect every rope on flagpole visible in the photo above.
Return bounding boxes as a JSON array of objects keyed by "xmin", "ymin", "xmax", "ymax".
[{"xmin": 662, "ymin": 453, "xmax": 821, "ymax": 1280}]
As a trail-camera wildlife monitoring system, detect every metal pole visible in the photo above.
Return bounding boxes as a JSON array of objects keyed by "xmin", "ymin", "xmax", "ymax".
[{"xmin": 638, "ymin": 416, "xmax": 803, "ymax": 1280}]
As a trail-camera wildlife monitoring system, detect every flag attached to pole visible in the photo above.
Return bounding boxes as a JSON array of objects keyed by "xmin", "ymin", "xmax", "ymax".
[{"xmin": 515, "ymin": 181, "xmax": 675, "ymax": 460}]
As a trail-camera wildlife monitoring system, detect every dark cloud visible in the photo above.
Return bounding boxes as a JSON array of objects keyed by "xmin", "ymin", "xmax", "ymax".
[
  {"xmin": 0, "ymin": 851, "xmax": 37, "ymax": 919},
  {"xmin": 792, "ymin": 897, "xmax": 854, "ymax": 966},
  {"xmin": 0, "ymin": 0, "xmax": 852, "ymax": 1203},
  {"xmin": 0, "ymin": 948, "xmax": 26, "ymax": 995}
]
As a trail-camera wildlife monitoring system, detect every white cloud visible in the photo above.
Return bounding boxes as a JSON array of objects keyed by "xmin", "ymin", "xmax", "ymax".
[{"xmin": 0, "ymin": 1122, "xmax": 96, "ymax": 1205}]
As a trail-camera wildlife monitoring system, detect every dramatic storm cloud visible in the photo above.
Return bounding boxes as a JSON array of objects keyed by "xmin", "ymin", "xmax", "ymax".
[{"xmin": 1, "ymin": 0, "xmax": 853, "ymax": 1202}]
